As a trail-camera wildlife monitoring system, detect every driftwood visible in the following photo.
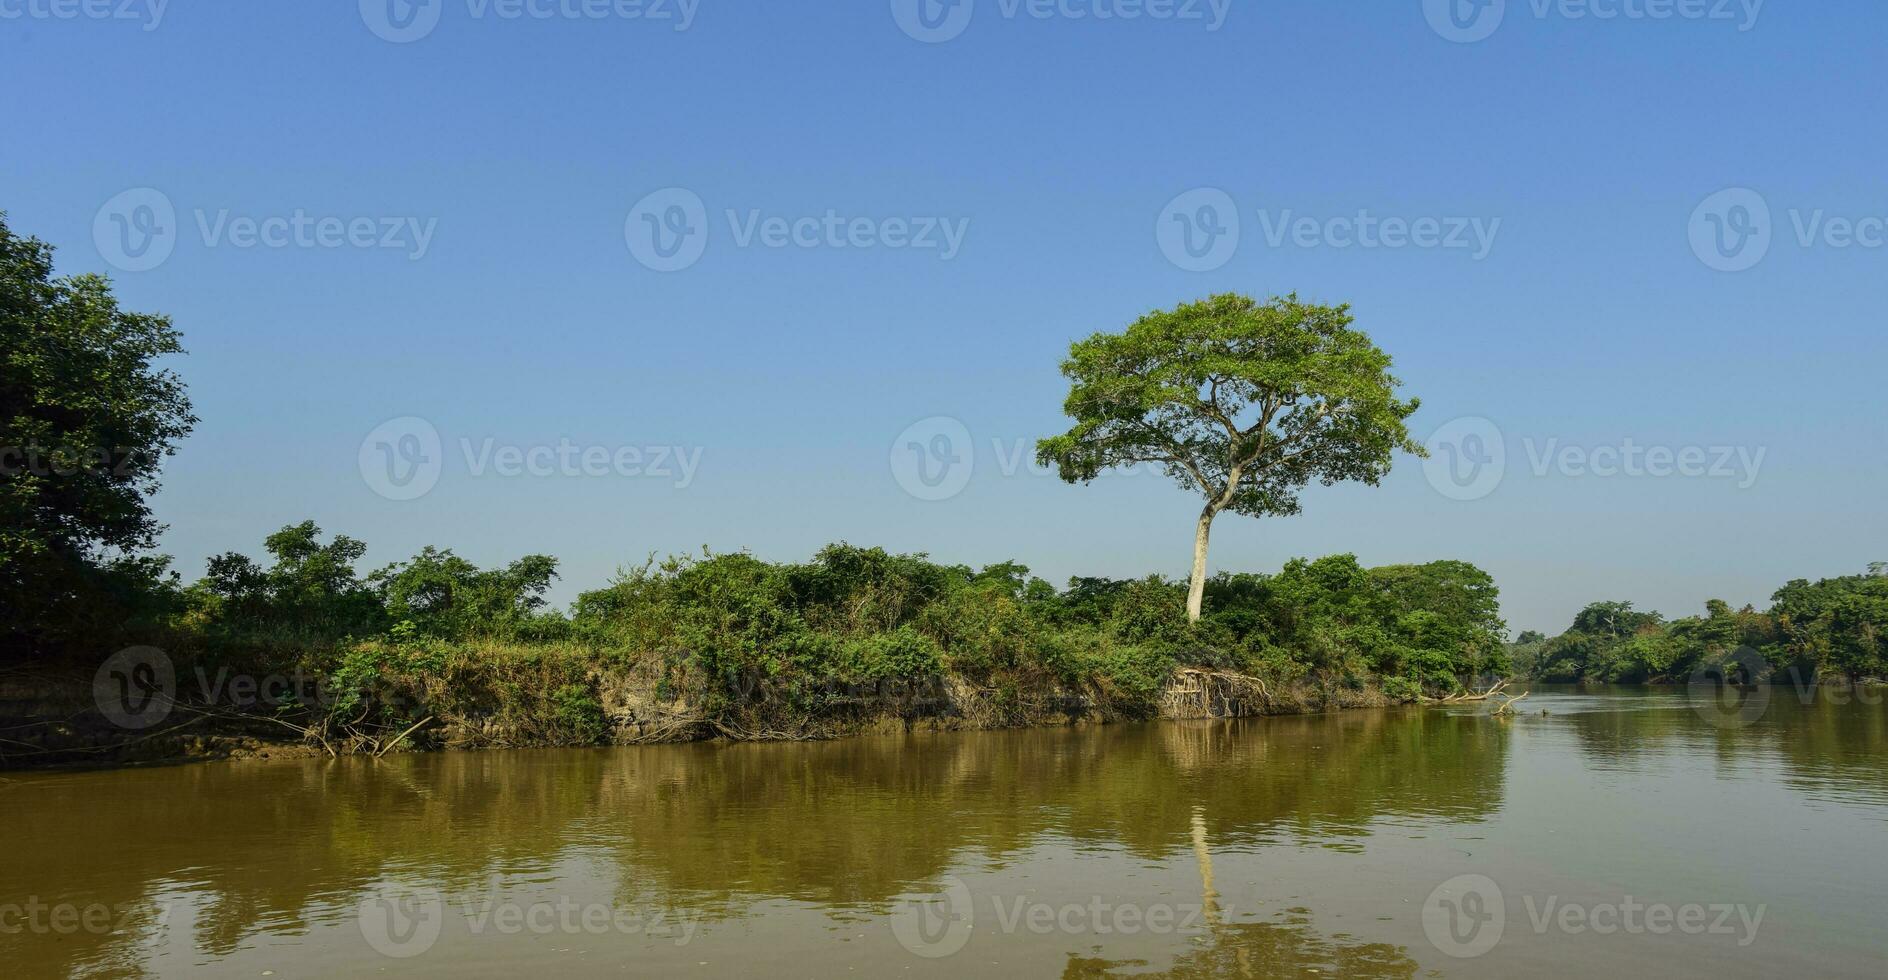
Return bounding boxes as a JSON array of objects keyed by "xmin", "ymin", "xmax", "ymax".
[
  {"xmin": 1489, "ymin": 690, "xmax": 1530, "ymax": 716},
  {"xmin": 373, "ymin": 716, "xmax": 434, "ymax": 758},
  {"xmin": 1428, "ymin": 679, "xmax": 1531, "ymax": 716},
  {"xmin": 1437, "ymin": 679, "xmax": 1512, "ymax": 703}
]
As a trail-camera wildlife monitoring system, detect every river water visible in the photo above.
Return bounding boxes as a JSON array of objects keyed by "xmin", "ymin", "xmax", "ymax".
[{"xmin": 3, "ymin": 686, "xmax": 1884, "ymax": 978}]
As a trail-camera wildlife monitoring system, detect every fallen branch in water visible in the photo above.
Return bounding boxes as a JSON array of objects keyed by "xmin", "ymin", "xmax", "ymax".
[
  {"xmin": 1437, "ymin": 679, "xmax": 1511, "ymax": 703},
  {"xmin": 374, "ymin": 716, "xmax": 434, "ymax": 758}
]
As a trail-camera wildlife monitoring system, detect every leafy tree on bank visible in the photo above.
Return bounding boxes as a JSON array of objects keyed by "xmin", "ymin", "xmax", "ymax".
[
  {"xmin": 374, "ymin": 546, "xmax": 562, "ymax": 641},
  {"xmin": 1, "ymin": 213, "xmax": 196, "ymax": 650},
  {"xmin": 183, "ymin": 522, "xmax": 565, "ymax": 648},
  {"xmin": 1036, "ymin": 294, "xmax": 1423, "ymax": 621}
]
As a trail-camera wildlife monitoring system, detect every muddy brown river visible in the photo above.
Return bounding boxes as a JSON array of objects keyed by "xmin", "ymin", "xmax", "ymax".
[{"xmin": 3, "ymin": 686, "xmax": 1884, "ymax": 978}]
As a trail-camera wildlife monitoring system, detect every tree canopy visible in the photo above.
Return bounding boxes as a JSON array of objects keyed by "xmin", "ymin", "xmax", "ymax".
[
  {"xmin": 1, "ymin": 213, "xmax": 196, "ymax": 647},
  {"xmin": 1036, "ymin": 293, "xmax": 1422, "ymax": 619}
]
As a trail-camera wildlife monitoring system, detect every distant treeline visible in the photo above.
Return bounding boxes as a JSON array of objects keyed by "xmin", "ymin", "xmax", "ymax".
[{"xmin": 1511, "ymin": 565, "xmax": 1888, "ymax": 684}]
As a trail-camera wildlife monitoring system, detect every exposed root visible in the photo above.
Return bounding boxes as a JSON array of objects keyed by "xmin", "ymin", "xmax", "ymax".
[{"xmin": 1161, "ymin": 668, "xmax": 1271, "ymax": 719}]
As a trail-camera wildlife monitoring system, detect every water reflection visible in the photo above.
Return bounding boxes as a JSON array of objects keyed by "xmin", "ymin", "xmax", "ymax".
[
  {"xmin": 5, "ymin": 688, "xmax": 1886, "ymax": 977},
  {"xmin": 1063, "ymin": 916, "xmax": 1419, "ymax": 980},
  {"xmin": 1539, "ymin": 684, "xmax": 1888, "ymax": 809}
]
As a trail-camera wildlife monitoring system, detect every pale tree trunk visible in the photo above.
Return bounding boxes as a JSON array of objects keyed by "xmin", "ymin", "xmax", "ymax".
[{"xmin": 1186, "ymin": 505, "xmax": 1216, "ymax": 622}]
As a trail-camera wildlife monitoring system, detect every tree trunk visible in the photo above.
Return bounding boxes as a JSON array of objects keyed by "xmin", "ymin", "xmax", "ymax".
[{"xmin": 1186, "ymin": 506, "xmax": 1215, "ymax": 622}]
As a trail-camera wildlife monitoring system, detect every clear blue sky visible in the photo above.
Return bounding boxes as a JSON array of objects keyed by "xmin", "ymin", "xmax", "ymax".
[{"xmin": 5, "ymin": 1, "xmax": 1884, "ymax": 634}]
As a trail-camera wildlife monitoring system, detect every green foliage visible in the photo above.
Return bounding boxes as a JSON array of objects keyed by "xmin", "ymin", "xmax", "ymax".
[
  {"xmin": 186, "ymin": 522, "xmax": 386, "ymax": 644},
  {"xmin": 1380, "ymin": 675, "xmax": 1423, "ymax": 703},
  {"xmin": 374, "ymin": 546, "xmax": 562, "ymax": 642},
  {"xmin": 180, "ymin": 522, "xmax": 570, "ymax": 656},
  {"xmin": 1517, "ymin": 567, "xmax": 1888, "ymax": 684},
  {"xmin": 1035, "ymin": 293, "xmax": 1423, "ymax": 619},
  {"xmin": 1, "ymin": 213, "xmax": 197, "ymax": 648},
  {"xmin": 549, "ymin": 682, "xmax": 608, "ymax": 743}
]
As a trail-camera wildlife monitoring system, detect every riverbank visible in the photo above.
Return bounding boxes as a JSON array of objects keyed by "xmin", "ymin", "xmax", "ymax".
[
  {"xmin": 1, "ymin": 649, "xmax": 1400, "ymax": 770},
  {"xmin": 5, "ymin": 535, "xmax": 1513, "ymax": 771}
]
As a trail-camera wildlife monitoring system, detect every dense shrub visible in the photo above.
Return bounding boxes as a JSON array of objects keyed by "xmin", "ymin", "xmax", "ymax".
[{"xmin": 110, "ymin": 524, "xmax": 1515, "ymax": 742}]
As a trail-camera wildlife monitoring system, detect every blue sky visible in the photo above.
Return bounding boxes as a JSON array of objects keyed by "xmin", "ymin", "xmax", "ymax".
[{"xmin": 4, "ymin": 1, "xmax": 1884, "ymax": 633}]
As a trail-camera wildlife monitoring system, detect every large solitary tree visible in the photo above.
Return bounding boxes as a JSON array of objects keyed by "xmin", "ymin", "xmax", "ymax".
[{"xmin": 1036, "ymin": 293, "xmax": 1422, "ymax": 621}]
